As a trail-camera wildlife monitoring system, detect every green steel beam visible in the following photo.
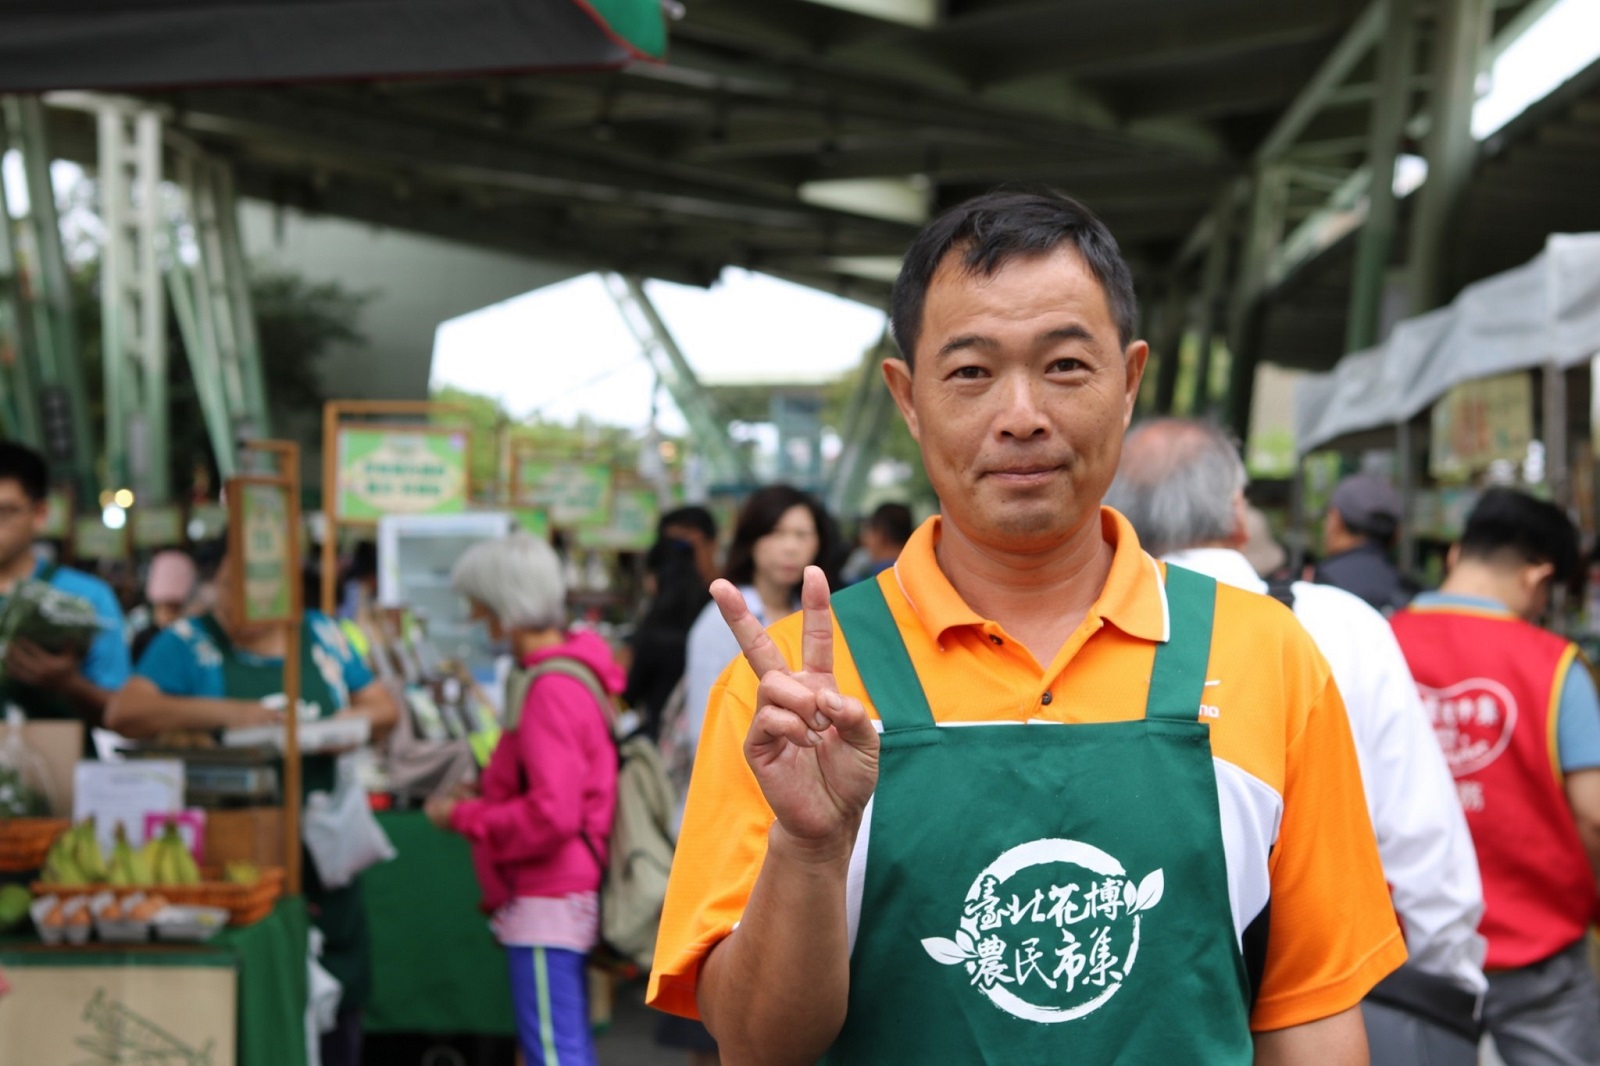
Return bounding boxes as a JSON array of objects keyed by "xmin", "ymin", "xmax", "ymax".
[
  {"xmin": 10, "ymin": 97, "xmax": 97, "ymax": 499},
  {"xmin": 97, "ymin": 102, "xmax": 171, "ymax": 501},
  {"xmin": 1345, "ymin": 0, "xmax": 1417, "ymax": 351},
  {"xmin": 1190, "ymin": 182, "xmax": 1241, "ymax": 414},
  {"xmin": 1406, "ymin": 0, "xmax": 1494, "ymax": 313},
  {"xmin": 1253, "ymin": 0, "xmax": 1385, "ymax": 164},
  {"xmin": 605, "ymin": 273, "xmax": 755, "ymax": 488},
  {"xmin": 1150, "ymin": 275, "xmax": 1189, "ymax": 416},
  {"xmin": 826, "ymin": 330, "xmax": 896, "ymax": 520}
]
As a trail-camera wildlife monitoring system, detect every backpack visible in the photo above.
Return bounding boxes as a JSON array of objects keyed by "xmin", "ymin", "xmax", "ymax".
[{"xmin": 510, "ymin": 657, "xmax": 676, "ymax": 973}]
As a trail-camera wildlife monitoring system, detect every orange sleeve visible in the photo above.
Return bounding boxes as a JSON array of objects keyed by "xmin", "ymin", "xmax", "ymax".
[
  {"xmin": 1251, "ymin": 671, "xmax": 1408, "ymax": 1031},
  {"xmin": 646, "ymin": 654, "xmax": 775, "ymax": 1019}
]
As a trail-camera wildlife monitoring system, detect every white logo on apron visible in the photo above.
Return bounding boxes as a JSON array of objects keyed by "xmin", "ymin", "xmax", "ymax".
[{"xmin": 921, "ymin": 838, "xmax": 1163, "ymax": 1024}]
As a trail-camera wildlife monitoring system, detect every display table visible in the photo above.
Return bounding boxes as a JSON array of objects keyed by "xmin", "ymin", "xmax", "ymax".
[
  {"xmin": 0, "ymin": 896, "xmax": 308, "ymax": 1066},
  {"xmin": 363, "ymin": 809, "xmax": 516, "ymax": 1035}
]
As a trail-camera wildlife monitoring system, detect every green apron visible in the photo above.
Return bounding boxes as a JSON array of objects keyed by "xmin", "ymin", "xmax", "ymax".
[
  {"xmin": 0, "ymin": 563, "xmax": 97, "ymax": 756},
  {"xmin": 824, "ymin": 565, "xmax": 1251, "ymax": 1063},
  {"xmin": 196, "ymin": 614, "xmax": 373, "ymax": 1012}
]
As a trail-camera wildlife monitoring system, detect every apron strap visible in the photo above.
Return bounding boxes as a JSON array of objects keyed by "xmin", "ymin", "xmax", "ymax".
[
  {"xmin": 1145, "ymin": 563, "xmax": 1217, "ymax": 722},
  {"xmin": 831, "ymin": 577, "xmax": 934, "ymax": 731}
]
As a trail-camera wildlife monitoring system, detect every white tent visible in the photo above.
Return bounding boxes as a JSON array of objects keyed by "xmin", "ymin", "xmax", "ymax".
[{"xmin": 1295, "ymin": 232, "xmax": 1600, "ymax": 456}]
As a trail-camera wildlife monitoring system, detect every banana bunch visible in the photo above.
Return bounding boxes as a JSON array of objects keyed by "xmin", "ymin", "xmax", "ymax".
[
  {"xmin": 107, "ymin": 822, "xmax": 154, "ymax": 887},
  {"xmin": 148, "ymin": 821, "xmax": 200, "ymax": 886},
  {"xmin": 41, "ymin": 818, "xmax": 109, "ymax": 885}
]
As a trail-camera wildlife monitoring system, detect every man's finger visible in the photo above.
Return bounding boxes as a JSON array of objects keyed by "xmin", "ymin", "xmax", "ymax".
[
  {"xmin": 799, "ymin": 566, "xmax": 834, "ymax": 678},
  {"xmin": 711, "ymin": 579, "xmax": 788, "ymax": 678},
  {"xmin": 816, "ymin": 690, "xmax": 878, "ymax": 752},
  {"xmin": 746, "ymin": 704, "xmax": 821, "ymax": 754}
]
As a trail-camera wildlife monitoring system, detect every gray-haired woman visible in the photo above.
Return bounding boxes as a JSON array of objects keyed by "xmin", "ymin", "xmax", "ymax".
[{"xmin": 425, "ymin": 533, "xmax": 623, "ymax": 1066}]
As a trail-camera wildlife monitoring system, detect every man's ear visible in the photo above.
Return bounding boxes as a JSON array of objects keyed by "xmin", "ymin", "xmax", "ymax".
[
  {"xmin": 1122, "ymin": 340, "xmax": 1150, "ymax": 428},
  {"xmin": 1523, "ymin": 561, "xmax": 1556, "ymax": 597},
  {"xmin": 883, "ymin": 358, "xmax": 919, "ymax": 443},
  {"xmin": 1445, "ymin": 543, "xmax": 1460, "ymax": 573}
]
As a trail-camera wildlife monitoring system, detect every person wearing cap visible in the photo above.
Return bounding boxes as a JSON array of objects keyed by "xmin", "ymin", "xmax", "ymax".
[
  {"xmin": 131, "ymin": 550, "xmax": 198, "ymax": 664},
  {"xmin": 1316, "ymin": 473, "xmax": 1413, "ymax": 613},
  {"xmin": 648, "ymin": 189, "xmax": 1403, "ymax": 1063},
  {"xmin": 1391, "ymin": 489, "xmax": 1600, "ymax": 1065},
  {"xmin": 1109, "ymin": 419, "xmax": 1486, "ymax": 1065}
]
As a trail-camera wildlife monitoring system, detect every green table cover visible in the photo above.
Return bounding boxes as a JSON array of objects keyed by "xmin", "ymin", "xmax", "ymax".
[
  {"xmin": 0, "ymin": 896, "xmax": 309, "ymax": 1066},
  {"xmin": 363, "ymin": 810, "xmax": 516, "ymax": 1035}
]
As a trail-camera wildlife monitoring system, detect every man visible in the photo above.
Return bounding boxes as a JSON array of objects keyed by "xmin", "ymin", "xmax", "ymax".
[
  {"xmin": 1390, "ymin": 488, "xmax": 1600, "ymax": 1066},
  {"xmin": 658, "ymin": 505, "xmax": 720, "ymax": 587},
  {"xmin": 0, "ymin": 441, "xmax": 129, "ymax": 744},
  {"xmin": 1317, "ymin": 473, "xmax": 1412, "ymax": 612},
  {"xmin": 858, "ymin": 502, "xmax": 912, "ymax": 577},
  {"xmin": 1108, "ymin": 418, "xmax": 1487, "ymax": 1064},
  {"xmin": 647, "ymin": 189, "xmax": 1403, "ymax": 1063}
]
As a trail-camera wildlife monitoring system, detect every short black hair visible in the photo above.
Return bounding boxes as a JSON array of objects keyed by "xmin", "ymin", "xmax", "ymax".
[
  {"xmin": 0, "ymin": 440, "xmax": 49, "ymax": 502},
  {"xmin": 1458, "ymin": 488, "xmax": 1580, "ymax": 584},
  {"xmin": 658, "ymin": 505, "xmax": 718, "ymax": 542},
  {"xmin": 865, "ymin": 502, "xmax": 913, "ymax": 548},
  {"xmin": 889, "ymin": 187, "xmax": 1138, "ymax": 368}
]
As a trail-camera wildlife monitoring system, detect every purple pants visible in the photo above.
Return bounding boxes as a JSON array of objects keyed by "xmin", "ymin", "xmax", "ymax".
[{"xmin": 507, "ymin": 946, "xmax": 595, "ymax": 1066}]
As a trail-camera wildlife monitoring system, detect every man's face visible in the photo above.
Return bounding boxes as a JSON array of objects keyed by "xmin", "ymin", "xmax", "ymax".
[
  {"xmin": 886, "ymin": 247, "xmax": 1147, "ymax": 554},
  {"xmin": 663, "ymin": 523, "xmax": 718, "ymax": 585},
  {"xmin": 0, "ymin": 479, "xmax": 45, "ymax": 568}
]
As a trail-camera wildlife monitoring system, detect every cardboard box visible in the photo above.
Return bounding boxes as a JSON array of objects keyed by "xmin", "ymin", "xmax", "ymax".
[
  {"xmin": 0, "ymin": 719, "xmax": 83, "ymax": 816},
  {"xmin": 203, "ymin": 807, "xmax": 286, "ymax": 869}
]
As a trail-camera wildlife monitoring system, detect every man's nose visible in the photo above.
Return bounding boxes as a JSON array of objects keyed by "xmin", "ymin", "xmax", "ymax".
[{"xmin": 996, "ymin": 374, "xmax": 1049, "ymax": 439}]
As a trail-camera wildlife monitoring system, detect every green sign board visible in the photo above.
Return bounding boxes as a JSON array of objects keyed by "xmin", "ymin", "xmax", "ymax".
[
  {"xmin": 41, "ymin": 492, "xmax": 71, "ymax": 539},
  {"xmin": 337, "ymin": 427, "xmax": 469, "ymax": 523},
  {"xmin": 130, "ymin": 505, "xmax": 185, "ymax": 549},
  {"xmin": 237, "ymin": 482, "xmax": 295, "ymax": 624},
  {"xmin": 575, "ymin": 487, "xmax": 658, "ymax": 551},
  {"xmin": 515, "ymin": 509, "xmax": 551, "ymax": 540},
  {"xmin": 514, "ymin": 459, "xmax": 612, "ymax": 528},
  {"xmin": 188, "ymin": 504, "xmax": 228, "ymax": 541},
  {"xmin": 73, "ymin": 517, "xmax": 128, "ymax": 561}
]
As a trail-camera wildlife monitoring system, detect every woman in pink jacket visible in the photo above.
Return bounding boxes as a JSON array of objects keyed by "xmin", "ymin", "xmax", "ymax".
[{"xmin": 426, "ymin": 533, "xmax": 621, "ymax": 1066}]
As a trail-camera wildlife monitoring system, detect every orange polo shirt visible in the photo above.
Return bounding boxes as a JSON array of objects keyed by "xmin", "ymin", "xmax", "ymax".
[{"xmin": 648, "ymin": 509, "xmax": 1404, "ymax": 1032}]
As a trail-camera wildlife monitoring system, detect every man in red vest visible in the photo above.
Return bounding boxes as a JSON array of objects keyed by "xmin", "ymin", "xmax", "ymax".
[{"xmin": 1391, "ymin": 488, "xmax": 1600, "ymax": 1065}]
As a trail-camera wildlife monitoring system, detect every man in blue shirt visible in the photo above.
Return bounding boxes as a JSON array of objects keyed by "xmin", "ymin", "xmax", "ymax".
[{"xmin": 0, "ymin": 441, "xmax": 130, "ymax": 740}]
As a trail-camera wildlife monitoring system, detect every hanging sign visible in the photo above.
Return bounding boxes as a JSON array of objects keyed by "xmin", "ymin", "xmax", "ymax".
[
  {"xmin": 130, "ymin": 505, "xmax": 185, "ymax": 549},
  {"xmin": 229, "ymin": 479, "xmax": 296, "ymax": 625},
  {"xmin": 576, "ymin": 486, "xmax": 658, "ymax": 550},
  {"xmin": 1430, "ymin": 372, "xmax": 1533, "ymax": 479},
  {"xmin": 512, "ymin": 457, "xmax": 612, "ymax": 528},
  {"xmin": 72, "ymin": 517, "xmax": 129, "ymax": 561},
  {"xmin": 515, "ymin": 509, "xmax": 551, "ymax": 540},
  {"xmin": 336, "ymin": 427, "xmax": 469, "ymax": 523}
]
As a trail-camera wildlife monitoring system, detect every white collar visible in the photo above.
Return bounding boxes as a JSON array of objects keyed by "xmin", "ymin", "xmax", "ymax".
[{"xmin": 1160, "ymin": 547, "xmax": 1269, "ymax": 597}]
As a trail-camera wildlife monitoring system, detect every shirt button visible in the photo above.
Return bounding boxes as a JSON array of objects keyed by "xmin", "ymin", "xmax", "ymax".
[
  {"xmin": 1041, "ymin": 691, "xmax": 1053, "ymax": 706},
  {"xmin": 989, "ymin": 635, "xmax": 1003, "ymax": 646}
]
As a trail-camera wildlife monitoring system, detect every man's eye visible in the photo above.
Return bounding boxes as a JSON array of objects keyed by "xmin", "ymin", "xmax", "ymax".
[
  {"xmin": 951, "ymin": 366, "xmax": 987, "ymax": 380},
  {"xmin": 1049, "ymin": 358, "xmax": 1087, "ymax": 373}
]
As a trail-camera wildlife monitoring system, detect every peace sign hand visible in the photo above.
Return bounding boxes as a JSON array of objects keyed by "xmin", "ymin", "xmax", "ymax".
[{"xmin": 712, "ymin": 565, "xmax": 880, "ymax": 854}]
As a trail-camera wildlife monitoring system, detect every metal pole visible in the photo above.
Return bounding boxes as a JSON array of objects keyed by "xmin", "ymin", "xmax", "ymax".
[
  {"xmin": 1151, "ymin": 276, "xmax": 1188, "ymax": 415},
  {"xmin": 1346, "ymin": 0, "xmax": 1418, "ymax": 351},
  {"xmin": 1546, "ymin": 361, "xmax": 1570, "ymax": 508},
  {"xmin": 1192, "ymin": 186, "xmax": 1239, "ymax": 414},
  {"xmin": 1406, "ymin": 0, "xmax": 1492, "ymax": 312},
  {"xmin": 1398, "ymin": 417, "xmax": 1418, "ymax": 573}
]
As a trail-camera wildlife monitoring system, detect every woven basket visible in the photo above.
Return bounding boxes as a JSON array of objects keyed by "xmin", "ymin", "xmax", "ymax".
[
  {"xmin": 31, "ymin": 866, "xmax": 285, "ymax": 926},
  {"xmin": 0, "ymin": 818, "xmax": 69, "ymax": 872}
]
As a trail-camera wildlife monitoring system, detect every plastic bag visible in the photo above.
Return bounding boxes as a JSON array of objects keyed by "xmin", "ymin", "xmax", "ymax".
[
  {"xmin": 304, "ymin": 926, "xmax": 342, "ymax": 1066},
  {"xmin": 0, "ymin": 708, "xmax": 55, "ymax": 817},
  {"xmin": 301, "ymin": 753, "xmax": 396, "ymax": 889}
]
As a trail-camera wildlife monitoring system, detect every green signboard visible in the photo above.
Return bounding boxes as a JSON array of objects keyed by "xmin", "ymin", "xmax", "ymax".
[
  {"xmin": 41, "ymin": 492, "xmax": 71, "ymax": 539},
  {"xmin": 514, "ymin": 458, "xmax": 612, "ymax": 528},
  {"xmin": 188, "ymin": 504, "xmax": 228, "ymax": 542},
  {"xmin": 235, "ymin": 481, "xmax": 295, "ymax": 624},
  {"xmin": 515, "ymin": 509, "xmax": 551, "ymax": 540},
  {"xmin": 337, "ymin": 427, "xmax": 469, "ymax": 523},
  {"xmin": 575, "ymin": 487, "xmax": 658, "ymax": 551},
  {"xmin": 73, "ymin": 517, "xmax": 128, "ymax": 561},
  {"xmin": 130, "ymin": 505, "xmax": 185, "ymax": 549}
]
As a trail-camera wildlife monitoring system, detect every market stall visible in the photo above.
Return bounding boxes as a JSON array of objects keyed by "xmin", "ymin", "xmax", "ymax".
[
  {"xmin": 1292, "ymin": 232, "xmax": 1600, "ymax": 571},
  {"xmin": 0, "ymin": 441, "xmax": 314, "ymax": 1065}
]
